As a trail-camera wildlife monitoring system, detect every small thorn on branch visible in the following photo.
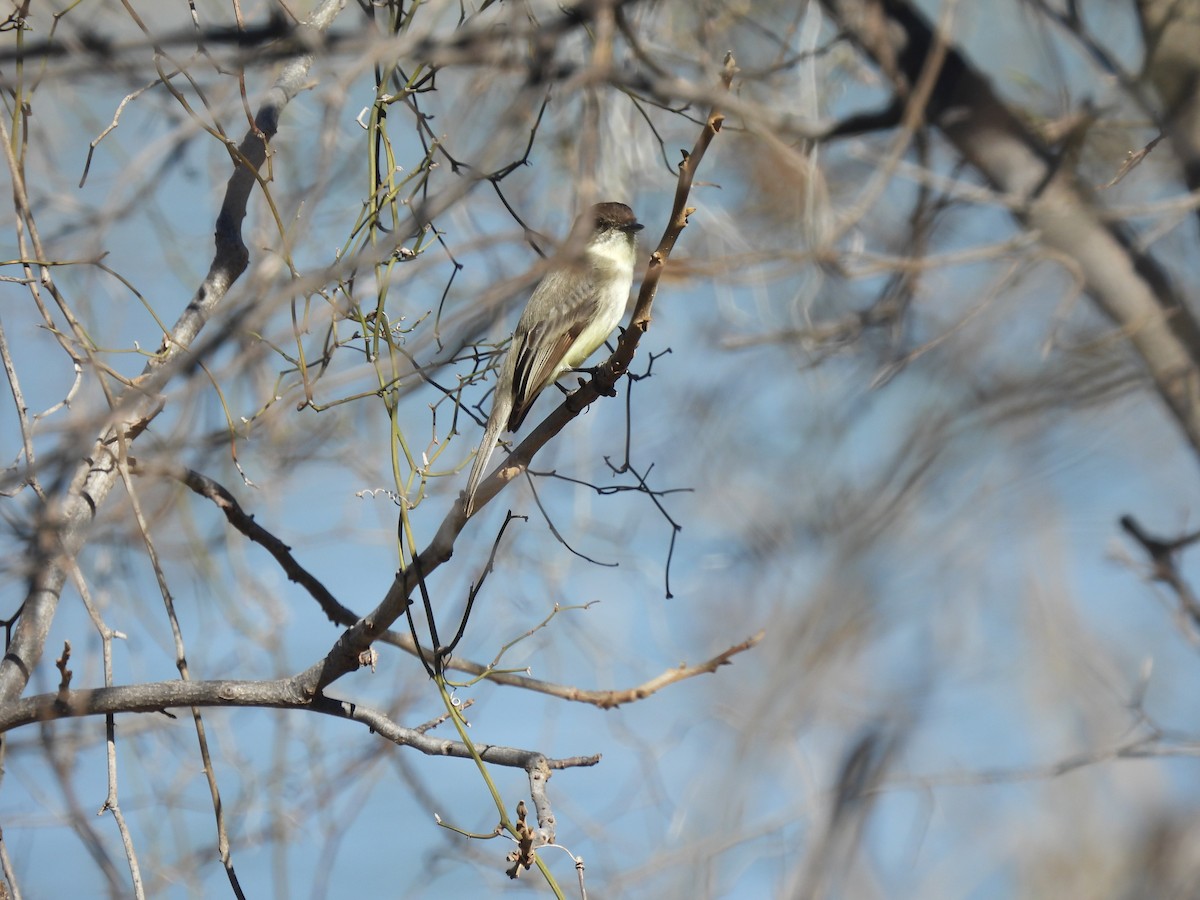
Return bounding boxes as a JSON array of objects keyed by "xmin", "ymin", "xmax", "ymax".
[
  {"xmin": 55, "ymin": 641, "xmax": 73, "ymax": 702},
  {"xmin": 505, "ymin": 799, "xmax": 536, "ymax": 879}
]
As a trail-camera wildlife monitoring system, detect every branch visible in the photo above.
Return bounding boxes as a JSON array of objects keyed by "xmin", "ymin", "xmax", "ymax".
[
  {"xmin": 132, "ymin": 460, "xmax": 355, "ymax": 626},
  {"xmin": 1120, "ymin": 514, "xmax": 1200, "ymax": 639},
  {"xmin": 449, "ymin": 630, "xmax": 765, "ymax": 708},
  {"xmin": 0, "ymin": 680, "xmax": 599, "ymax": 771}
]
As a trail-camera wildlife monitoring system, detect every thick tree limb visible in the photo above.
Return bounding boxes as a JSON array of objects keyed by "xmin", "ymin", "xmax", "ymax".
[
  {"xmin": 0, "ymin": 678, "xmax": 599, "ymax": 771},
  {"xmin": 819, "ymin": 0, "xmax": 1200, "ymax": 462}
]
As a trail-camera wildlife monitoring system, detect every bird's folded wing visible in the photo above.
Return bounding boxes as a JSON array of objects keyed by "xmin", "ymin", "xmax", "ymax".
[{"xmin": 508, "ymin": 276, "xmax": 601, "ymax": 431}]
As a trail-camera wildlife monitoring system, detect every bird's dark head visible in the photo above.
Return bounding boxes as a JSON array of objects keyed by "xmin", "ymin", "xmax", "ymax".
[{"xmin": 591, "ymin": 201, "xmax": 643, "ymax": 236}]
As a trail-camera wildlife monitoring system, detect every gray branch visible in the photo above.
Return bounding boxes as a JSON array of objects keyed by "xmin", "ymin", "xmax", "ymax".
[{"xmin": 0, "ymin": 679, "xmax": 599, "ymax": 774}]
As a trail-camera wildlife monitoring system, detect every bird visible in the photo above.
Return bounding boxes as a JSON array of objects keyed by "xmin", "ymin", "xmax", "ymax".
[{"xmin": 463, "ymin": 201, "xmax": 644, "ymax": 516}]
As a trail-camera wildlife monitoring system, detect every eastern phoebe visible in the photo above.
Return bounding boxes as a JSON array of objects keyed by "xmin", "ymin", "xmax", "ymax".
[{"xmin": 464, "ymin": 201, "xmax": 644, "ymax": 516}]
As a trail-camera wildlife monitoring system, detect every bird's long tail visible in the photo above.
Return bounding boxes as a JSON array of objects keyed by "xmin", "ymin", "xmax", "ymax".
[{"xmin": 464, "ymin": 398, "xmax": 509, "ymax": 516}]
